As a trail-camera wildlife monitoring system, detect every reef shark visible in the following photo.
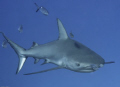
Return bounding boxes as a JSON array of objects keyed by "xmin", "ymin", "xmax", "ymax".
[{"xmin": 0, "ymin": 19, "xmax": 114, "ymax": 75}]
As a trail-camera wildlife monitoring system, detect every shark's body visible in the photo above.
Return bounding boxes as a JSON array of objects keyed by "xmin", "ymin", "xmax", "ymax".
[{"xmin": 0, "ymin": 19, "xmax": 114, "ymax": 75}]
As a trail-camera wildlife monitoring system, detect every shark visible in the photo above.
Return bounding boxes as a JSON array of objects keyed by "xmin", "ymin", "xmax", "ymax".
[{"xmin": 0, "ymin": 18, "xmax": 114, "ymax": 75}]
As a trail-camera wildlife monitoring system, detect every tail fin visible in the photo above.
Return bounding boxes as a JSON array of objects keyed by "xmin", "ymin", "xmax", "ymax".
[{"xmin": 0, "ymin": 32, "xmax": 26, "ymax": 74}]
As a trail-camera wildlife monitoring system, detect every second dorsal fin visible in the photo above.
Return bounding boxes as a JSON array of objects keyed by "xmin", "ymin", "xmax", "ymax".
[{"xmin": 31, "ymin": 42, "xmax": 38, "ymax": 48}]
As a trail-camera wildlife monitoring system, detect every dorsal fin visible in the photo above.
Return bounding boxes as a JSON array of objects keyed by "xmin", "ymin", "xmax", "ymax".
[
  {"xmin": 31, "ymin": 42, "xmax": 38, "ymax": 48},
  {"xmin": 57, "ymin": 18, "xmax": 68, "ymax": 40}
]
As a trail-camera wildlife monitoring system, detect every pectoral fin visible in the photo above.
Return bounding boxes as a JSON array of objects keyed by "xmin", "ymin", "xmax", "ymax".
[{"xmin": 24, "ymin": 66, "xmax": 62, "ymax": 75}]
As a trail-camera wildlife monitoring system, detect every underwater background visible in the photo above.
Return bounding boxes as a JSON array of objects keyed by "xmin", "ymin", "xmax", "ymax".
[{"xmin": 0, "ymin": 0, "xmax": 120, "ymax": 87}]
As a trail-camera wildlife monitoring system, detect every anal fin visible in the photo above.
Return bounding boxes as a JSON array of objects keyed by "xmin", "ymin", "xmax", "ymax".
[{"xmin": 34, "ymin": 58, "xmax": 40, "ymax": 64}]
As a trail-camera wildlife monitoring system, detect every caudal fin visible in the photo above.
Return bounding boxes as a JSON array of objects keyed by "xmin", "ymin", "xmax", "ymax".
[{"xmin": 0, "ymin": 32, "xmax": 27, "ymax": 74}]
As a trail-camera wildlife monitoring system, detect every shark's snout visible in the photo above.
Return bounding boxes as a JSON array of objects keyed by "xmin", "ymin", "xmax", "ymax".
[{"xmin": 71, "ymin": 63, "xmax": 105, "ymax": 73}]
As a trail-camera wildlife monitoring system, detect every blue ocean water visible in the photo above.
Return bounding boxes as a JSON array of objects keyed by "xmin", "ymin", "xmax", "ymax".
[{"xmin": 0, "ymin": 0, "xmax": 120, "ymax": 87}]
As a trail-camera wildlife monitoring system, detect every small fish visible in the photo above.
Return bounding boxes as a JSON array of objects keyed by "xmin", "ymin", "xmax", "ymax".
[
  {"xmin": 34, "ymin": 3, "xmax": 49, "ymax": 15},
  {"xmin": 70, "ymin": 31, "xmax": 74, "ymax": 38},
  {"xmin": 18, "ymin": 25, "xmax": 23, "ymax": 33},
  {"xmin": 40, "ymin": 6, "xmax": 49, "ymax": 16},
  {"xmin": 2, "ymin": 40, "xmax": 7, "ymax": 48}
]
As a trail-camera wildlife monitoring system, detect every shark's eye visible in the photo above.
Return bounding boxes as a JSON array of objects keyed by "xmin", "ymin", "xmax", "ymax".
[{"xmin": 76, "ymin": 63, "xmax": 80, "ymax": 66}]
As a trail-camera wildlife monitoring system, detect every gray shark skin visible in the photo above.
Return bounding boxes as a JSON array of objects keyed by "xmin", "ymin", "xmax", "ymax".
[{"xmin": 0, "ymin": 19, "xmax": 114, "ymax": 75}]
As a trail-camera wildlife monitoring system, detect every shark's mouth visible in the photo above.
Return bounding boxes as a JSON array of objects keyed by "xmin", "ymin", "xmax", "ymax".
[{"xmin": 78, "ymin": 64, "xmax": 103, "ymax": 73}]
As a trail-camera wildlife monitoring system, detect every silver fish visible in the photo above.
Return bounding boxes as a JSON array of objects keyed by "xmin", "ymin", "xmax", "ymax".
[
  {"xmin": 2, "ymin": 40, "xmax": 7, "ymax": 48},
  {"xmin": 0, "ymin": 19, "xmax": 114, "ymax": 75},
  {"xmin": 18, "ymin": 25, "xmax": 23, "ymax": 33},
  {"xmin": 34, "ymin": 3, "xmax": 49, "ymax": 15},
  {"xmin": 40, "ymin": 6, "xmax": 49, "ymax": 16}
]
